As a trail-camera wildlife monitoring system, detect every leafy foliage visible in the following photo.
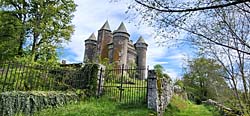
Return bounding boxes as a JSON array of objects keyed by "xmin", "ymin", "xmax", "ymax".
[
  {"xmin": 0, "ymin": 62, "xmax": 102, "ymax": 95},
  {"xmin": 182, "ymin": 57, "xmax": 231, "ymax": 104},
  {"xmin": 0, "ymin": 61, "xmax": 82, "ymax": 92},
  {"xmin": 80, "ymin": 64, "xmax": 100, "ymax": 97},
  {"xmin": 0, "ymin": 11, "xmax": 23, "ymax": 61},
  {"xmin": 154, "ymin": 64, "xmax": 164, "ymax": 78},
  {"xmin": 154, "ymin": 64, "xmax": 171, "ymax": 80},
  {"xmin": 0, "ymin": 0, "xmax": 77, "ymax": 63},
  {"xmin": 0, "ymin": 91, "xmax": 79, "ymax": 116}
]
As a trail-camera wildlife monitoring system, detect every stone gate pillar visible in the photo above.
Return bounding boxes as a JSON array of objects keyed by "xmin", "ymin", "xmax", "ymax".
[
  {"xmin": 147, "ymin": 70, "xmax": 174, "ymax": 116},
  {"xmin": 147, "ymin": 70, "xmax": 158, "ymax": 111}
]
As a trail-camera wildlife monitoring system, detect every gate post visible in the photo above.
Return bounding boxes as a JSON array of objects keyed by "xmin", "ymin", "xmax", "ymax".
[
  {"xmin": 97, "ymin": 67, "xmax": 103, "ymax": 97},
  {"xmin": 97, "ymin": 64, "xmax": 105, "ymax": 97},
  {"xmin": 147, "ymin": 70, "xmax": 158, "ymax": 111}
]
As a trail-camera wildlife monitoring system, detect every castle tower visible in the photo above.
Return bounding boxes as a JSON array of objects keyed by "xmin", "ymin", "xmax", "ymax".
[
  {"xmin": 135, "ymin": 36, "xmax": 148, "ymax": 79},
  {"xmin": 113, "ymin": 22, "xmax": 130, "ymax": 67},
  {"xmin": 84, "ymin": 33, "xmax": 97, "ymax": 63},
  {"xmin": 97, "ymin": 21, "xmax": 112, "ymax": 60}
]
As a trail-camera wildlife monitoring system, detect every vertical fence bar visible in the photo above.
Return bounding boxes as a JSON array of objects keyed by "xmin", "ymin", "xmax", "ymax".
[
  {"xmin": 48, "ymin": 67, "xmax": 51, "ymax": 91},
  {"xmin": 97, "ymin": 68, "xmax": 103, "ymax": 97},
  {"xmin": 43, "ymin": 66, "xmax": 48, "ymax": 90},
  {"xmin": 24, "ymin": 64, "xmax": 34, "ymax": 91},
  {"xmin": 11, "ymin": 62, "xmax": 19, "ymax": 91},
  {"xmin": 16, "ymin": 62, "xmax": 25, "ymax": 90},
  {"xmin": 23, "ymin": 63, "xmax": 30, "ymax": 91},
  {"xmin": 6, "ymin": 63, "xmax": 14, "ymax": 91},
  {"xmin": 0, "ymin": 61, "xmax": 3, "ymax": 92},
  {"xmin": 34, "ymin": 65, "xmax": 40, "ymax": 90},
  {"xmin": 125, "ymin": 66, "xmax": 127, "ymax": 103},
  {"xmin": 29, "ymin": 64, "xmax": 36, "ymax": 90},
  {"xmin": 0, "ymin": 61, "xmax": 5, "ymax": 77},
  {"xmin": 146, "ymin": 66, "xmax": 149, "ymax": 103},
  {"xmin": 119, "ymin": 64, "xmax": 124, "ymax": 102},
  {"xmin": 137, "ymin": 68, "xmax": 139, "ymax": 103},
  {"xmin": 14, "ymin": 62, "xmax": 22, "ymax": 90},
  {"xmin": 2, "ymin": 63, "xmax": 10, "ymax": 92}
]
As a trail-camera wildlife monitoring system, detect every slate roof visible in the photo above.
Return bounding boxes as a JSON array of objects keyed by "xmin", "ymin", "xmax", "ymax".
[
  {"xmin": 87, "ymin": 33, "xmax": 96, "ymax": 40},
  {"xmin": 115, "ymin": 22, "xmax": 128, "ymax": 33},
  {"xmin": 136, "ymin": 36, "xmax": 147, "ymax": 44},
  {"xmin": 100, "ymin": 20, "xmax": 111, "ymax": 30}
]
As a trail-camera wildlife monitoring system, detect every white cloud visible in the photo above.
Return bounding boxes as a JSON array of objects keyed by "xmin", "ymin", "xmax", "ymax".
[
  {"xmin": 164, "ymin": 68, "xmax": 179, "ymax": 80},
  {"xmin": 61, "ymin": 0, "xmax": 193, "ymax": 78},
  {"xmin": 62, "ymin": 0, "xmax": 131, "ymax": 62}
]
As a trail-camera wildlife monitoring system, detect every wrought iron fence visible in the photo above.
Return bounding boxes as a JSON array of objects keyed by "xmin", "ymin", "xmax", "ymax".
[
  {"xmin": 0, "ymin": 61, "xmax": 86, "ymax": 93},
  {"xmin": 100, "ymin": 65, "xmax": 148, "ymax": 104}
]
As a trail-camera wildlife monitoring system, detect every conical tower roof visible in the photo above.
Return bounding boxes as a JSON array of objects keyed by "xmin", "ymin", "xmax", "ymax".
[
  {"xmin": 86, "ymin": 33, "xmax": 96, "ymax": 40},
  {"xmin": 100, "ymin": 20, "xmax": 111, "ymax": 31},
  {"xmin": 136, "ymin": 36, "xmax": 147, "ymax": 44},
  {"xmin": 115, "ymin": 22, "xmax": 128, "ymax": 33}
]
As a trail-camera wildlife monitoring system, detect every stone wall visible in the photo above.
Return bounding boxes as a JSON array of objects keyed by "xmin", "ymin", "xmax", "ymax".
[
  {"xmin": 202, "ymin": 99, "xmax": 241, "ymax": 115},
  {"xmin": 147, "ymin": 70, "xmax": 173, "ymax": 116},
  {"xmin": 147, "ymin": 70, "xmax": 158, "ymax": 111},
  {"xmin": 157, "ymin": 78, "xmax": 173, "ymax": 115}
]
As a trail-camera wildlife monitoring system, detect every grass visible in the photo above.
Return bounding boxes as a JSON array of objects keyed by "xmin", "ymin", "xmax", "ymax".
[
  {"xmin": 33, "ymin": 97, "xmax": 156, "ymax": 116},
  {"xmin": 30, "ymin": 95, "xmax": 221, "ymax": 116},
  {"xmin": 164, "ymin": 95, "xmax": 221, "ymax": 116},
  {"xmin": 102, "ymin": 78, "xmax": 147, "ymax": 104},
  {"xmin": 102, "ymin": 84, "xmax": 147, "ymax": 104}
]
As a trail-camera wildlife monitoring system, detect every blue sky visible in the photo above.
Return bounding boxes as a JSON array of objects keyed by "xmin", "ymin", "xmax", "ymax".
[{"xmin": 60, "ymin": 0, "xmax": 196, "ymax": 79}]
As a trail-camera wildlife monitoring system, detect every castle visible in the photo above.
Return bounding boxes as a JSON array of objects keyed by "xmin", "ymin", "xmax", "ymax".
[{"xmin": 83, "ymin": 21, "xmax": 148, "ymax": 79}]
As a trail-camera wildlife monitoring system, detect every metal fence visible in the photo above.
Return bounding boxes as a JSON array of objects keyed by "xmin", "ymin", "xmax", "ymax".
[
  {"xmin": 0, "ymin": 61, "xmax": 87, "ymax": 93},
  {"xmin": 99, "ymin": 65, "xmax": 148, "ymax": 104}
]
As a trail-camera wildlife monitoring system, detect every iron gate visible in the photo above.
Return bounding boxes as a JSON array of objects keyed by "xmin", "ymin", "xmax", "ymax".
[{"xmin": 98, "ymin": 65, "xmax": 148, "ymax": 104}]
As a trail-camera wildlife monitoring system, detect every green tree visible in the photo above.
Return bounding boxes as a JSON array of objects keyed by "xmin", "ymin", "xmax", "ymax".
[
  {"xmin": 121, "ymin": 0, "xmax": 250, "ymax": 54},
  {"xmin": 119, "ymin": 0, "xmax": 250, "ymax": 113},
  {"xmin": 183, "ymin": 57, "xmax": 230, "ymax": 104},
  {"xmin": 153, "ymin": 64, "xmax": 171, "ymax": 80},
  {"xmin": 0, "ymin": 11, "xmax": 23, "ymax": 61},
  {"xmin": 0, "ymin": 0, "xmax": 76, "ymax": 63},
  {"xmin": 154, "ymin": 64, "xmax": 164, "ymax": 78}
]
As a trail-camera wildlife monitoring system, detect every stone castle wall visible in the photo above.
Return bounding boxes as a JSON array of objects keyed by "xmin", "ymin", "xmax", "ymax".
[
  {"xmin": 84, "ymin": 22, "xmax": 147, "ymax": 79},
  {"xmin": 98, "ymin": 30, "xmax": 112, "ymax": 60}
]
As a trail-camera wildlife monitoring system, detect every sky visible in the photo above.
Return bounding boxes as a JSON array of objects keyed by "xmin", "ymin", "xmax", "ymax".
[{"xmin": 60, "ymin": 0, "xmax": 196, "ymax": 80}]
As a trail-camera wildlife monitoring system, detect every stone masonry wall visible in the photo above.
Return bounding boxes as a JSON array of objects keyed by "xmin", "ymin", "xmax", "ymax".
[
  {"xmin": 147, "ymin": 70, "xmax": 158, "ymax": 111},
  {"xmin": 157, "ymin": 78, "xmax": 173, "ymax": 116},
  {"xmin": 147, "ymin": 70, "xmax": 173, "ymax": 116}
]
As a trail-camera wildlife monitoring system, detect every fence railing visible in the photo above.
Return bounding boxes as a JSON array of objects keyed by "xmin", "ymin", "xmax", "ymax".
[
  {"xmin": 0, "ymin": 61, "xmax": 87, "ymax": 93},
  {"xmin": 100, "ymin": 65, "xmax": 148, "ymax": 104}
]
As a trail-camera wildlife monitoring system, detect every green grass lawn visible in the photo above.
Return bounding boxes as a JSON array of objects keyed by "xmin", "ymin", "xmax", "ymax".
[
  {"xmin": 164, "ymin": 95, "xmax": 221, "ymax": 116},
  {"xmin": 102, "ymin": 80, "xmax": 147, "ymax": 104},
  {"xmin": 31, "ymin": 95, "xmax": 221, "ymax": 116},
  {"xmin": 33, "ymin": 97, "xmax": 155, "ymax": 116}
]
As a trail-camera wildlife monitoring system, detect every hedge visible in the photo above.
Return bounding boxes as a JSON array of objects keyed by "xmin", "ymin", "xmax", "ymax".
[{"xmin": 0, "ymin": 91, "xmax": 79, "ymax": 116}]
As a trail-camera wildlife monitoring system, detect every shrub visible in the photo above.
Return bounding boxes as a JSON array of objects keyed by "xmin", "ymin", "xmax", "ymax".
[{"xmin": 0, "ymin": 91, "xmax": 79, "ymax": 116}]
